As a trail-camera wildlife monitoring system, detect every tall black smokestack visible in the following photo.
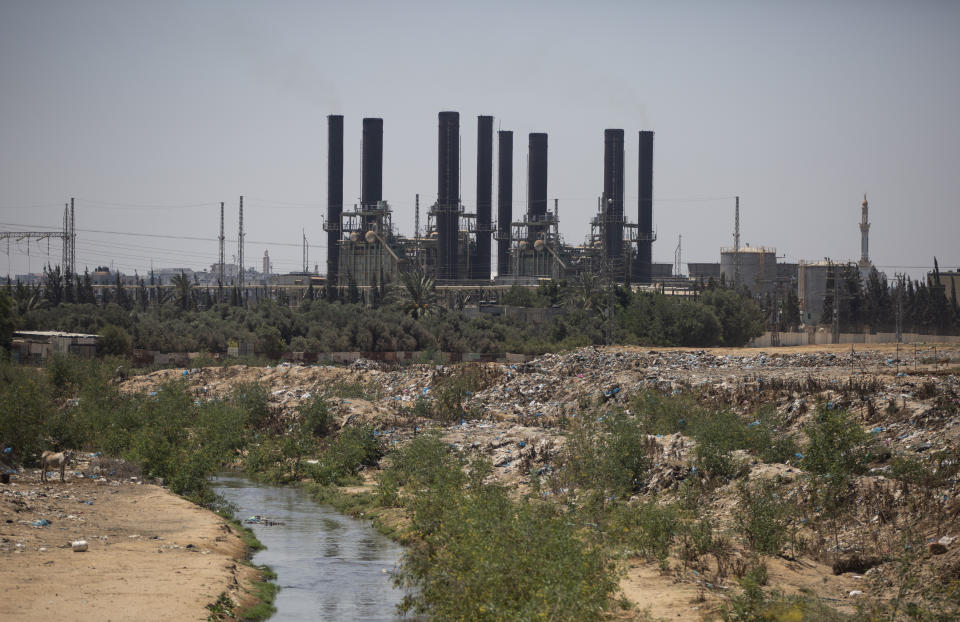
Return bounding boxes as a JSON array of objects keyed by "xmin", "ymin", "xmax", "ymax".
[
  {"xmin": 637, "ymin": 130, "xmax": 654, "ymax": 284},
  {"xmin": 437, "ymin": 111, "xmax": 460, "ymax": 280},
  {"xmin": 361, "ymin": 118, "xmax": 383, "ymax": 209},
  {"xmin": 474, "ymin": 115, "xmax": 493, "ymax": 280},
  {"xmin": 496, "ymin": 130, "xmax": 513, "ymax": 277},
  {"xmin": 603, "ymin": 129, "xmax": 625, "ymax": 272},
  {"xmin": 527, "ymin": 133, "xmax": 548, "ymax": 240},
  {"xmin": 326, "ymin": 115, "xmax": 343, "ymax": 286}
]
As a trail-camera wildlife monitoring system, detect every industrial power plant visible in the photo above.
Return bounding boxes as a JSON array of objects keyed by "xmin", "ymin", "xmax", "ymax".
[
  {"xmin": 6, "ymin": 111, "xmax": 890, "ymax": 328},
  {"xmin": 323, "ymin": 112, "xmax": 658, "ymax": 291}
]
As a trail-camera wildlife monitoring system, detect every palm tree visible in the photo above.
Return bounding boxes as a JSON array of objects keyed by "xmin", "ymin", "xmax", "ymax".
[
  {"xmin": 12, "ymin": 281, "xmax": 47, "ymax": 316},
  {"xmin": 398, "ymin": 268, "xmax": 438, "ymax": 318},
  {"xmin": 170, "ymin": 271, "xmax": 194, "ymax": 311}
]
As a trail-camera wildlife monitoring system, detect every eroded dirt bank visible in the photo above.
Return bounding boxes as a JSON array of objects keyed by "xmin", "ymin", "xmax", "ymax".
[{"xmin": 0, "ymin": 466, "xmax": 254, "ymax": 622}]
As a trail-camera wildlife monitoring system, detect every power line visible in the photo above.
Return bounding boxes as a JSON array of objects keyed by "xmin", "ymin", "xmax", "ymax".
[{"xmin": 0, "ymin": 221, "xmax": 328, "ymax": 250}]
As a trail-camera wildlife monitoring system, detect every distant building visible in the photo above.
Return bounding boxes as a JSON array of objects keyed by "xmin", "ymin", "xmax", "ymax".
[
  {"xmin": 720, "ymin": 246, "xmax": 777, "ymax": 296},
  {"xmin": 651, "ymin": 263, "xmax": 673, "ymax": 279},
  {"xmin": 688, "ymin": 263, "xmax": 721, "ymax": 281},
  {"xmin": 154, "ymin": 268, "xmax": 195, "ymax": 285},
  {"xmin": 11, "ymin": 331, "xmax": 98, "ymax": 365},
  {"xmin": 91, "ymin": 267, "xmax": 113, "ymax": 286},
  {"xmin": 209, "ymin": 262, "xmax": 240, "ymax": 281},
  {"xmin": 13, "ymin": 273, "xmax": 43, "ymax": 285}
]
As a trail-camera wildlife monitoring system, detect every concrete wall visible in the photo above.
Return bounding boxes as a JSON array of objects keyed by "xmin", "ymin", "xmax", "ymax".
[{"xmin": 748, "ymin": 330, "xmax": 960, "ymax": 347}]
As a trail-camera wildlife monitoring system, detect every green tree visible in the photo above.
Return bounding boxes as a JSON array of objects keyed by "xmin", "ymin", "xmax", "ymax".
[
  {"xmin": 171, "ymin": 271, "xmax": 193, "ymax": 311},
  {"xmin": 397, "ymin": 268, "xmax": 438, "ymax": 318},
  {"xmin": 12, "ymin": 281, "xmax": 46, "ymax": 316},
  {"xmin": 98, "ymin": 324, "xmax": 132, "ymax": 356},
  {"xmin": 114, "ymin": 272, "xmax": 132, "ymax": 311},
  {"xmin": 0, "ymin": 288, "xmax": 16, "ymax": 349},
  {"xmin": 42, "ymin": 264, "xmax": 65, "ymax": 307},
  {"xmin": 701, "ymin": 288, "xmax": 764, "ymax": 346}
]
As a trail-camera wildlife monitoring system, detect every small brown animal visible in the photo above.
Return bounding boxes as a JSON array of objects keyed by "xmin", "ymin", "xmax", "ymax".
[{"xmin": 41, "ymin": 450, "xmax": 71, "ymax": 483}]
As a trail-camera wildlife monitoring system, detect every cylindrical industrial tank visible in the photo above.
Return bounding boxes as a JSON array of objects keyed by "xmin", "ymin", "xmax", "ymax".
[{"xmin": 719, "ymin": 247, "xmax": 777, "ymax": 296}]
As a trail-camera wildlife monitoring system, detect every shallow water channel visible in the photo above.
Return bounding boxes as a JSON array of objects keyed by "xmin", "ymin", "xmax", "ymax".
[{"xmin": 211, "ymin": 473, "xmax": 405, "ymax": 621}]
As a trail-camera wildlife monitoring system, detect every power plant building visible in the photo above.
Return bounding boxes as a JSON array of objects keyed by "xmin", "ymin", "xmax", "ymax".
[
  {"xmin": 323, "ymin": 111, "xmax": 659, "ymax": 292},
  {"xmin": 720, "ymin": 246, "xmax": 777, "ymax": 296}
]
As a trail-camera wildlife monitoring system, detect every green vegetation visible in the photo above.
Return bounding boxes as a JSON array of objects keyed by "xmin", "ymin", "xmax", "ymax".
[
  {"xmin": 4, "ymin": 272, "xmax": 771, "ymax": 358},
  {"xmin": 734, "ymin": 480, "xmax": 794, "ymax": 557},
  {"xmin": 0, "ymin": 356, "xmax": 265, "ymax": 504},
  {"xmin": 425, "ymin": 364, "xmax": 500, "ymax": 421},
  {"xmin": 380, "ymin": 443, "xmax": 619, "ymax": 621},
  {"xmin": 240, "ymin": 566, "xmax": 279, "ymax": 622}
]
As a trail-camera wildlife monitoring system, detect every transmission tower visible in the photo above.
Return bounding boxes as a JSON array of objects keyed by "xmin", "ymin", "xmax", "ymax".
[{"xmin": 1, "ymin": 197, "xmax": 75, "ymax": 276}]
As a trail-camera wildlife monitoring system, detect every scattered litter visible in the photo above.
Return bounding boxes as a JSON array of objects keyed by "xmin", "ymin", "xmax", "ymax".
[{"xmin": 244, "ymin": 515, "xmax": 286, "ymax": 526}]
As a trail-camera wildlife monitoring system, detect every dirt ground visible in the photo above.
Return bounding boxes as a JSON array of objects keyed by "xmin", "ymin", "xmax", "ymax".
[
  {"xmin": 0, "ymin": 469, "xmax": 254, "ymax": 622},
  {"xmin": 5, "ymin": 342, "xmax": 956, "ymax": 621}
]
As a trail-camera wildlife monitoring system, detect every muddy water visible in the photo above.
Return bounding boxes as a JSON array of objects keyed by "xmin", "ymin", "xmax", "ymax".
[{"xmin": 211, "ymin": 473, "xmax": 405, "ymax": 621}]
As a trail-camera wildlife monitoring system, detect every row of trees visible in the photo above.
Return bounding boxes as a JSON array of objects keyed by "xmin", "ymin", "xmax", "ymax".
[
  {"xmin": 1, "ymin": 266, "xmax": 768, "ymax": 356},
  {"xmin": 760, "ymin": 263, "xmax": 960, "ymax": 335}
]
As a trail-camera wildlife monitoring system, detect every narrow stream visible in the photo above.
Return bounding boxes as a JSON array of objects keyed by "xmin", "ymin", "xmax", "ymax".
[{"xmin": 211, "ymin": 473, "xmax": 405, "ymax": 621}]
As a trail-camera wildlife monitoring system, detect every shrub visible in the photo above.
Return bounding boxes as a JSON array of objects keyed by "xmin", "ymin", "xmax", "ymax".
[
  {"xmin": 395, "ymin": 457, "xmax": 618, "ymax": 621},
  {"xmin": 228, "ymin": 382, "xmax": 271, "ymax": 429},
  {"xmin": 429, "ymin": 364, "xmax": 499, "ymax": 422},
  {"xmin": 45, "ymin": 353, "xmax": 86, "ymax": 395},
  {"xmin": 309, "ymin": 425, "xmax": 382, "ymax": 486},
  {"xmin": 0, "ymin": 362, "xmax": 55, "ymax": 464},
  {"xmin": 802, "ymin": 406, "xmax": 872, "ymax": 477},
  {"xmin": 554, "ymin": 410, "xmax": 656, "ymax": 500},
  {"xmin": 298, "ymin": 395, "xmax": 331, "ymax": 438},
  {"xmin": 744, "ymin": 404, "xmax": 798, "ymax": 464},
  {"xmin": 734, "ymin": 480, "xmax": 793, "ymax": 556},
  {"xmin": 609, "ymin": 499, "xmax": 681, "ymax": 566}
]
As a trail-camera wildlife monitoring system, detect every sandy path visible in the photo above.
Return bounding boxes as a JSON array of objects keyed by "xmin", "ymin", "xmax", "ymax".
[{"xmin": 0, "ymin": 474, "xmax": 247, "ymax": 622}]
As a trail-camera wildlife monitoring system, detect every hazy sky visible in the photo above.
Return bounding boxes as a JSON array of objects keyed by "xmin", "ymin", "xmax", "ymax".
[{"xmin": 1, "ymin": 0, "xmax": 958, "ymax": 280}]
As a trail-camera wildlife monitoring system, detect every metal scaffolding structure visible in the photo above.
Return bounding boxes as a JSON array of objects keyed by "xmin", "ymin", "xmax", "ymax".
[{"xmin": 1, "ymin": 198, "xmax": 76, "ymax": 275}]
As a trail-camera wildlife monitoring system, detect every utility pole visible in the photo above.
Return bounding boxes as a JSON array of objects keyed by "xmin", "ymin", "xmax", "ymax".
[
  {"xmin": 673, "ymin": 234, "xmax": 682, "ymax": 278},
  {"xmin": 70, "ymin": 198, "xmax": 75, "ymax": 274},
  {"xmin": 831, "ymin": 261, "xmax": 840, "ymax": 344},
  {"xmin": 302, "ymin": 230, "xmax": 309, "ymax": 273},
  {"xmin": 733, "ymin": 196, "xmax": 741, "ymax": 289},
  {"xmin": 63, "ymin": 204, "xmax": 69, "ymax": 274},
  {"xmin": 218, "ymin": 202, "xmax": 225, "ymax": 297},
  {"xmin": 896, "ymin": 273, "xmax": 903, "ymax": 344},
  {"xmin": 414, "ymin": 193, "xmax": 421, "ymax": 268},
  {"xmin": 238, "ymin": 196, "xmax": 245, "ymax": 291}
]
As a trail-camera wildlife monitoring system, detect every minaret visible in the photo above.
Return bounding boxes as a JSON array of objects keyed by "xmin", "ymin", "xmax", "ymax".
[{"xmin": 859, "ymin": 194, "xmax": 871, "ymax": 268}]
